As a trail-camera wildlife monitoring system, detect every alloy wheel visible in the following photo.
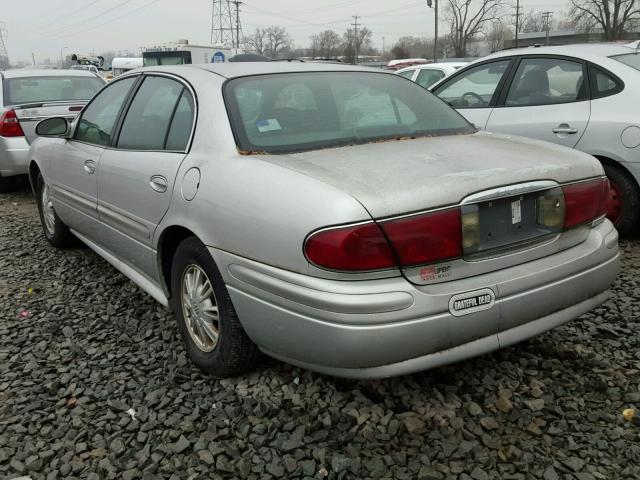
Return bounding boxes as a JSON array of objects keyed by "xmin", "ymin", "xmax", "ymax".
[
  {"xmin": 41, "ymin": 183, "xmax": 56, "ymax": 235},
  {"xmin": 180, "ymin": 264, "xmax": 220, "ymax": 352}
]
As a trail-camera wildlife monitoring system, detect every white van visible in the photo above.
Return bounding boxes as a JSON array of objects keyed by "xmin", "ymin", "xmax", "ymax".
[{"xmin": 111, "ymin": 57, "xmax": 143, "ymax": 78}]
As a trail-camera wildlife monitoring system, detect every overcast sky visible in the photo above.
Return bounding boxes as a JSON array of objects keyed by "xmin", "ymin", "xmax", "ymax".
[{"xmin": 5, "ymin": 0, "xmax": 566, "ymax": 63}]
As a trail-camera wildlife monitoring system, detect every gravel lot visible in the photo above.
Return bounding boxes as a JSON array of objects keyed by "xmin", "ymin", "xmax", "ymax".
[{"xmin": 1, "ymin": 185, "xmax": 639, "ymax": 480}]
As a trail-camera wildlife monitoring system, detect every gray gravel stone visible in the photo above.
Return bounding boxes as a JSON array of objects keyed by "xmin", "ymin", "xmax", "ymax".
[{"xmin": 0, "ymin": 186, "xmax": 638, "ymax": 480}]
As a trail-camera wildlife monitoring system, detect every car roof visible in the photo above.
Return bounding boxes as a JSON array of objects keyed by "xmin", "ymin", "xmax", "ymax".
[
  {"xmin": 397, "ymin": 62, "xmax": 467, "ymax": 72},
  {"xmin": 483, "ymin": 42, "xmax": 638, "ymax": 62},
  {"xmin": 134, "ymin": 62, "xmax": 377, "ymax": 79},
  {"xmin": 2, "ymin": 68, "xmax": 102, "ymax": 79}
]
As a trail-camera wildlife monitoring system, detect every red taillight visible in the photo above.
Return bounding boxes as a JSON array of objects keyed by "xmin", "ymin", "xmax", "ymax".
[
  {"xmin": 563, "ymin": 178, "xmax": 609, "ymax": 229},
  {"xmin": 304, "ymin": 222, "xmax": 396, "ymax": 271},
  {"xmin": 381, "ymin": 208, "xmax": 462, "ymax": 266},
  {"xmin": 0, "ymin": 109, "xmax": 25, "ymax": 137}
]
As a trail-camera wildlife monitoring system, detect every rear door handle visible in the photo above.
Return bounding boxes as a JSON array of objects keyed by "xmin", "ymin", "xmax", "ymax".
[
  {"xmin": 83, "ymin": 160, "xmax": 96, "ymax": 174},
  {"xmin": 552, "ymin": 125, "xmax": 578, "ymax": 134},
  {"xmin": 150, "ymin": 175, "xmax": 168, "ymax": 193}
]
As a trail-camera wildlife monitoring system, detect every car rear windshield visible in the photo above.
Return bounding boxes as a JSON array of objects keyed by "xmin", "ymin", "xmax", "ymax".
[
  {"xmin": 224, "ymin": 71, "xmax": 475, "ymax": 154},
  {"xmin": 611, "ymin": 53, "xmax": 640, "ymax": 71},
  {"xmin": 3, "ymin": 76, "xmax": 104, "ymax": 106}
]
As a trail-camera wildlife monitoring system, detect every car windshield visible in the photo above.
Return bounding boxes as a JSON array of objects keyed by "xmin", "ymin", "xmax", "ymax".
[
  {"xmin": 611, "ymin": 53, "xmax": 640, "ymax": 71},
  {"xmin": 224, "ymin": 71, "xmax": 475, "ymax": 154},
  {"xmin": 4, "ymin": 76, "xmax": 104, "ymax": 106}
]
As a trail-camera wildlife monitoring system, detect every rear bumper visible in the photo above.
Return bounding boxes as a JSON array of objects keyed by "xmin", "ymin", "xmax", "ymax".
[
  {"xmin": 0, "ymin": 136, "xmax": 29, "ymax": 177},
  {"xmin": 210, "ymin": 220, "xmax": 619, "ymax": 379}
]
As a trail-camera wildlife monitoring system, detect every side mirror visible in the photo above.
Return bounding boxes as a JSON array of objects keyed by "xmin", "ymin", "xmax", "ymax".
[{"xmin": 36, "ymin": 117, "xmax": 69, "ymax": 137}]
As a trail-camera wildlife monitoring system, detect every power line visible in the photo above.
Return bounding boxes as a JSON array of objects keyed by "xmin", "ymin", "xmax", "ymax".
[{"xmin": 31, "ymin": 0, "xmax": 139, "ymax": 40}]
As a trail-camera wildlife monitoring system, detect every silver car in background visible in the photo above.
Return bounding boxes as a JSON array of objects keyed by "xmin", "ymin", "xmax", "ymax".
[
  {"xmin": 29, "ymin": 63, "xmax": 619, "ymax": 378},
  {"xmin": 0, "ymin": 69, "xmax": 105, "ymax": 191},
  {"xmin": 431, "ymin": 42, "xmax": 640, "ymax": 234},
  {"xmin": 396, "ymin": 62, "xmax": 468, "ymax": 88}
]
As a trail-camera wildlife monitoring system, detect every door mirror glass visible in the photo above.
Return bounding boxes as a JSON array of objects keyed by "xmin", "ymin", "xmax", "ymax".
[
  {"xmin": 434, "ymin": 60, "xmax": 510, "ymax": 109},
  {"xmin": 36, "ymin": 117, "xmax": 68, "ymax": 137}
]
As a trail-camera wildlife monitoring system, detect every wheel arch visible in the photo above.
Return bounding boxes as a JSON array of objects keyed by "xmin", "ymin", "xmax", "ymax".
[
  {"xmin": 594, "ymin": 155, "xmax": 640, "ymax": 191},
  {"xmin": 157, "ymin": 225, "xmax": 201, "ymax": 299}
]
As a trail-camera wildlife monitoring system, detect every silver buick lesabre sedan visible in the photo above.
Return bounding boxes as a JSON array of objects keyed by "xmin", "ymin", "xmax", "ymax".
[{"xmin": 29, "ymin": 63, "xmax": 620, "ymax": 379}]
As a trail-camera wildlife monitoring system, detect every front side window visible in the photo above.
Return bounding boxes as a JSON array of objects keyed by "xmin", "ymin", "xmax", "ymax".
[
  {"xmin": 506, "ymin": 58, "xmax": 585, "ymax": 107},
  {"xmin": 75, "ymin": 77, "xmax": 136, "ymax": 147},
  {"xmin": 434, "ymin": 60, "xmax": 511, "ymax": 108},
  {"xmin": 117, "ymin": 76, "xmax": 186, "ymax": 151},
  {"xmin": 225, "ymin": 72, "xmax": 474, "ymax": 154},
  {"xmin": 4, "ymin": 76, "xmax": 104, "ymax": 106},
  {"xmin": 415, "ymin": 69, "xmax": 445, "ymax": 88}
]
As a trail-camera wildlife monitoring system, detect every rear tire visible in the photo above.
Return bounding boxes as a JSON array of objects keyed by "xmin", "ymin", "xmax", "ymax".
[
  {"xmin": 0, "ymin": 175, "xmax": 18, "ymax": 193},
  {"xmin": 603, "ymin": 163, "xmax": 639, "ymax": 235},
  {"xmin": 35, "ymin": 173, "xmax": 74, "ymax": 248},
  {"xmin": 169, "ymin": 237, "xmax": 261, "ymax": 378}
]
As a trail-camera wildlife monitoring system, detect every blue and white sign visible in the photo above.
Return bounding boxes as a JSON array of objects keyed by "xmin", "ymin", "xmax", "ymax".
[{"xmin": 212, "ymin": 51, "xmax": 226, "ymax": 63}]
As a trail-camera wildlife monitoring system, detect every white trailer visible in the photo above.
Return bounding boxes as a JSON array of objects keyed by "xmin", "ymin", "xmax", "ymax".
[
  {"xmin": 111, "ymin": 57, "xmax": 143, "ymax": 77},
  {"xmin": 142, "ymin": 39, "xmax": 235, "ymax": 66}
]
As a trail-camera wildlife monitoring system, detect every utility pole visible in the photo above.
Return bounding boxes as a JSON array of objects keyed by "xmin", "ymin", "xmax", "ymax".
[
  {"xmin": 541, "ymin": 11, "xmax": 553, "ymax": 45},
  {"xmin": 0, "ymin": 23, "xmax": 9, "ymax": 70},
  {"xmin": 426, "ymin": 0, "xmax": 438, "ymax": 63},
  {"xmin": 231, "ymin": 0, "xmax": 244, "ymax": 51},
  {"xmin": 513, "ymin": 0, "xmax": 522, "ymax": 48},
  {"xmin": 351, "ymin": 15, "xmax": 360, "ymax": 64}
]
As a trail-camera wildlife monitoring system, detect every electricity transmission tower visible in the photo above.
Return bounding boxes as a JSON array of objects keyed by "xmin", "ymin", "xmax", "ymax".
[
  {"xmin": 211, "ymin": 0, "xmax": 244, "ymax": 49},
  {"xmin": 0, "ymin": 23, "xmax": 9, "ymax": 70}
]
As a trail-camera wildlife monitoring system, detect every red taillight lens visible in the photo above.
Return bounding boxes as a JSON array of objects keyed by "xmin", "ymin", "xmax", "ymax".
[
  {"xmin": 304, "ymin": 222, "xmax": 396, "ymax": 271},
  {"xmin": 0, "ymin": 109, "xmax": 25, "ymax": 137},
  {"xmin": 381, "ymin": 208, "xmax": 462, "ymax": 266},
  {"xmin": 563, "ymin": 178, "xmax": 608, "ymax": 229}
]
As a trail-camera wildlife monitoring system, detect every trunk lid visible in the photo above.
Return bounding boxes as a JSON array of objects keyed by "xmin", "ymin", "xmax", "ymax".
[
  {"xmin": 263, "ymin": 131, "xmax": 602, "ymax": 218},
  {"xmin": 262, "ymin": 131, "xmax": 604, "ymax": 284},
  {"xmin": 12, "ymin": 102, "xmax": 86, "ymax": 143}
]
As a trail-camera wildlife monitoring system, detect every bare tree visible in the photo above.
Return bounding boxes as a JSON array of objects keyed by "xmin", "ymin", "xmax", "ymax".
[
  {"xmin": 445, "ymin": 0, "xmax": 505, "ymax": 57},
  {"xmin": 484, "ymin": 20, "xmax": 512, "ymax": 52},
  {"xmin": 519, "ymin": 9, "xmax": 556, "ymax": 33},
  {"xmin": 342, "ymin": 27, "xmax": 373, "ymax": 63},
  {"xmin": 245, "ymin": 28, "xmax": 267, "ymax": 55},
  {"xmin": 568, "ymin": 0, "xmax": 639, "ymax": 39},
  {"xmin": 265, "ymin": 26, "xmax": 292, "ymax": 59},
  {"xmin": 310, "ymin": 30, "xmax": 343, "ymax": 58}
]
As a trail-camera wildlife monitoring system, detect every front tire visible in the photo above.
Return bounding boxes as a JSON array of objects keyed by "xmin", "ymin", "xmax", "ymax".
[
  {"xmin": 169, "ymin": 237, "xmax": 261, "ymax": 378},
  {"xmin": 603, "ymin": 163, "xmax": 640, "ymax": 235},
  {"xmin": 35, "ymin": 173, "xmax": 74, "ymax": 248}
]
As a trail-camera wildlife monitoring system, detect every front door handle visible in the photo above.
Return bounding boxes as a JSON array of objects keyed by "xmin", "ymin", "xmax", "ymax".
[
  {"xmin": 552, "ymin": 124, "xmax": 578, "ymax": 134},
  {"xmin": 83, "ymin": 160, "xmax": 96, "ymax": 174},
  {"xmin": 150, "ymin": 175, "xmax": 168, "ymax": 193}
]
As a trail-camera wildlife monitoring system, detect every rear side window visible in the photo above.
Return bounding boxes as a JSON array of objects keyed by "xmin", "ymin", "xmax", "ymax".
[
  {"xmin": 506, "ymin": 58, "xmax": 586, "ymax": 107},
  {"xmin": 4, "ymin": 76, "xmax": 104, "ymax": 106},
  {"xmin": 117, "ymin": 76, "xmax": 186, "ymax": 151},
  {"xmin": 165, "ymin": 91, "xmax": 195, "ymax": 151},
  {"xmin": 589, "ymin": 65, "xmax": 623, "ymax": 98},
  {"xmin": 397, "ymin": 69, "xmax": 415, "ymax": 79},
  {"xmin": 75, "ymin": 77, "xmax": 136, "ymax": 147}
]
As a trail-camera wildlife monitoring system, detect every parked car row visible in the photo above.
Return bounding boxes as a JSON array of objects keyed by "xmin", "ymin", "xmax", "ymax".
[
  {"xmin": 27, "ymin": 61, "xmax": 619, "ymax": 378},
  {"xmin": 397, "ymin": 43, "xmax": 640, "ymax": 235},
  {"xmin": 0, "ymin": 69, "xmax": 105, "ymax": 191}
]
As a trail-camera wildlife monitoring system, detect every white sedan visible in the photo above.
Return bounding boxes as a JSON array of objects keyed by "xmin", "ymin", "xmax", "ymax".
[
  {"xmin": 431, "ymin": 43, "xmax": 640, "ymax": 234},
  {"xmin": 396, "ymin": 62, "xmax": 468, "ymax": 88}
]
